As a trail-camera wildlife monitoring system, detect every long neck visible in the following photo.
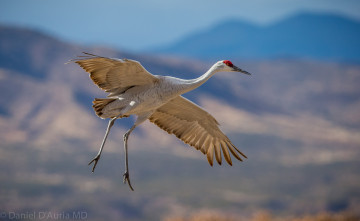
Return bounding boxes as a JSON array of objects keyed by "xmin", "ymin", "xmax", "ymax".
[{"xmin": 177, "ymin": 65, "xmax": 220, "ymax": 94}]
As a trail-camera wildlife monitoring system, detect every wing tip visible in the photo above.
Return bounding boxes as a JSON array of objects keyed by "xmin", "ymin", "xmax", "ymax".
[
  {"xmin": 67, "ymin": 52, "xmax": 102, "ymax": 64},
  {"xmin": 207, "ymin": 158, "xmax": 214, "ymax": 167}
]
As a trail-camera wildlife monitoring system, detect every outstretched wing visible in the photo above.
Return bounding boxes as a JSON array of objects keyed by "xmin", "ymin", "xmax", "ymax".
[
  {"xmin": 72, "ymin": 52, "xmax": 158, "ymax": 97},
  {"xmin": 149, "ymin": 96, "xmax": 247, "ymax": 166}
]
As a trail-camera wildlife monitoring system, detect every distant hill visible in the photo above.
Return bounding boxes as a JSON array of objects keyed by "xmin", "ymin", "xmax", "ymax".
[
  {"xmin": 0, "ymin": 23, "xmax": 359, "ymax": 151},
  {"xmin": 1, "ymin": 24, "xmax": 360, "ymax": 220},
  {"xmin": 154, "ymin": 12, "xmax": 360, "ymax": 62},
  {"xmin": 0, "ymin": 25, "xmax": 203, "ymax": 146}
]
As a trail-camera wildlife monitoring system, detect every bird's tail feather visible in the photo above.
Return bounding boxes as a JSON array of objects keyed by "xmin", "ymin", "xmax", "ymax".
[{"xmin": 92, "ymin": 98, "xmax": 117, "ymax": 118}]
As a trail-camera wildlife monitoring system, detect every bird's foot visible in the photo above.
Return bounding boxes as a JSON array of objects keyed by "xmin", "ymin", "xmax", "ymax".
[
  {"xmin": 88, "ymin": 155, "xmax": 101, "ymax": 172},
  {"xmin": 123, "ymin": 171, "xmax": 134, "ymax": 191}
]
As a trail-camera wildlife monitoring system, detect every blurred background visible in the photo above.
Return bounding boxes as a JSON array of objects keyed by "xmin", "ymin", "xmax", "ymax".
[{"xmin": 1, "ymin": 0, "xmax": 360, "ymax": 220}]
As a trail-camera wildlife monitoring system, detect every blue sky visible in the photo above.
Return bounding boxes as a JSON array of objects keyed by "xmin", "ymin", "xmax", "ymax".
[{"xmin": 1, "ymin": 0, "xmax": 359, "ymax": 51}]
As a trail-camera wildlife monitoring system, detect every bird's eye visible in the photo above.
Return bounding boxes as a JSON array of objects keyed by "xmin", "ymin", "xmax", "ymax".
[{"xmin": 223, "ymin": 60, "xmax": 233, "ymax": 67}]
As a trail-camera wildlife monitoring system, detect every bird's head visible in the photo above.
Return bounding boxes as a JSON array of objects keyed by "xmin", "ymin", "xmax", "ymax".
[{"xmin": 215, "ymin": 60, "xmax": 251, "ymax": 75}]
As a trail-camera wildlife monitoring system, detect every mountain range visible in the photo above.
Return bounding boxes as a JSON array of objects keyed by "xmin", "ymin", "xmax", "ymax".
[
  {"xmin": 1, "ymin": 23, "xmax": 359, "ymax": 148},
  {"xmin": 155, "ymin": 12, "xmax": 360, "ymax": 62},
  {"xmin": 1, "ymin": 16, "xmax": 360, "ymax": 220}
]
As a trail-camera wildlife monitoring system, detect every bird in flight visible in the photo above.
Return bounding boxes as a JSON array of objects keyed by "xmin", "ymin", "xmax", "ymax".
[{"xmin": 72, "ymin": 52, "xmax": 251, "ymax": 191}]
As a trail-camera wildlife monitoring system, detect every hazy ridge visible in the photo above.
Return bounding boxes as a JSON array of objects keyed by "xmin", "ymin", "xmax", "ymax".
[
  {"xmin": 1, "ymin": 22, "xmax": 360, "ymax": 220},
  {"xmin": 155, "ymin": 12, "xmax": 360, "ymax": 62}
]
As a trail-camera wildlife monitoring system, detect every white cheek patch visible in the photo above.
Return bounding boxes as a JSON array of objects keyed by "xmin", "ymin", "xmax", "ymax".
[{"xmin": 129, "ymin": 101, "xmax": 136, "ymax": 106}]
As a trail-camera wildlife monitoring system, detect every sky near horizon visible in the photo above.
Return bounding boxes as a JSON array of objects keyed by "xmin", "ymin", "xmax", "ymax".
[{"xmin": 0, "ymin": 0, "xmax": 359, "ymax": 51}]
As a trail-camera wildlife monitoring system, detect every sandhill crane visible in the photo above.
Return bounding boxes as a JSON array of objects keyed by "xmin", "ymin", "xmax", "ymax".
[{"xmin": 72, "ymin": 52, "xmax": 251, "ymax": 191}]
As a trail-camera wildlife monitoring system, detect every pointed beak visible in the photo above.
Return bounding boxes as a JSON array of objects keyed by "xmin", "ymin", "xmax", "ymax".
[{"xmin": 233, "ymin": 65, "xmax": 251, "ymax": 75}]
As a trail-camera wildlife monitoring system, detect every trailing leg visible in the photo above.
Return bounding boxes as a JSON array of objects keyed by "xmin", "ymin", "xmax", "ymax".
[{"xmin": 88, "ymin": 117, "xmax": 117, "ymax": 172}]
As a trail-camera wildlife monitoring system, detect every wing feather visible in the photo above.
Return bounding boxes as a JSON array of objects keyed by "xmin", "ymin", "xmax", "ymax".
[
  {"xmin": 207, "ymin": 143, "xmax": 215, "ymax": 166},
  {"xmin": 149, "ymin": 96, "xmax": 247, "ymax": 166},
  {"xmin": 226, "ymin": 141, "xmax": 243, "ymax": 161},
  {"xmin": 220, "ymin": 140, "xmax": 232, "ymax": 165},
  {"xmin": 72, "ymin": 53, "xmax": 158, "ymax": 95},
  {"xmin": 214, "ymin": 139, "xmax": 222, "ymax": 165}
]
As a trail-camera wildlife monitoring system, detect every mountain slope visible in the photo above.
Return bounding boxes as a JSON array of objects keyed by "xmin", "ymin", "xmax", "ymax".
[
  {"xmin": 0, "ymin": 24, "xmax": 359, "ymax": 149},
  {"xmin": 1, "ymin": 25, "xmax": 360, "ymax": 220},
  {"xmin": 0, "ymin": 25, "xmax": 203, "ymax": 146},
  {"xmin": 155, "ymin": 12, "xmax": 360, "ymax": 62}
]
